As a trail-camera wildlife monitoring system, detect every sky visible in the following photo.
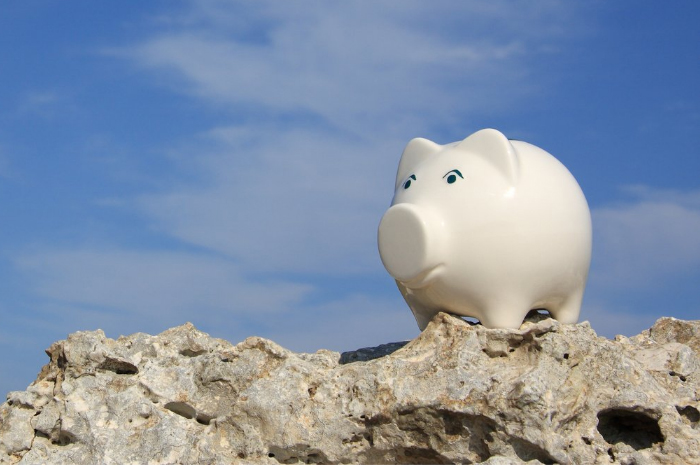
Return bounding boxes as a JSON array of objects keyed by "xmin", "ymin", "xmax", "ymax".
[{"xmin": 1, "ymin": 1, "xmax": 699, "ymax": 396}]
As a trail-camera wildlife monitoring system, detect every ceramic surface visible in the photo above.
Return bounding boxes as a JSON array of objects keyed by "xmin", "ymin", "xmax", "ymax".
[{"xmin": 378, "ymin": 129, "xmax": 592, "ymax": 330}]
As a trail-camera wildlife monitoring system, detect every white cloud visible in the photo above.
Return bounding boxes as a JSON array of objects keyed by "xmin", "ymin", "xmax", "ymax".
[
  {"xmin": 567, "ymin": 186, "xmax": 700, "ymax": 337},
  {"xmin": 13, "ymin": 246, "xmax": 419, "ymax": 355},
  {"xmin": 591, "ymin": 187, "xmax": 700, "ymax": 289},
  {"xmin": 618, "ymin": 184, "xmax": 700, "ymax": 209},
  {"xmin": 117, "ymin": 2, "xmax": 583, "ymax": 276},
  {"xmin": 16, "ymin": 248, "xmax": 313, "ymax": 332},
  {"xmin": 121, "ymin": 1, "xmax": 574, "ymax": 137},
  {"xmin": 137, "ymin": 126, "xmax": 398, "ymax": 274}
]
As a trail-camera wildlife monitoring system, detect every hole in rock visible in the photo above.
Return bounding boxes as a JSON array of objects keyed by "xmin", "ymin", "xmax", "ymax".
[
  {"xmin": 396, "ymin": 409, "xmax": 496, "ymax": 462},
  {"xmin": 396, "ymin": 446, "xmax": 452, "ymax": 464},
  {"xmin": 596, "ymin": 408, "xmax": 664, "ymax": 450},
  {"xmin": 676, "ymin": 405, "xmax": 700, "ymax": 425},
  {"xmin": 164, "ymin": 401, "xmax": 196, "ymax": 420},
  {"xmin": 267, "ymin": 445, "xmax": 329, "ymax": 464},
  {"xmin": 669, "ymin": 371, "xmax": 687, "ymax": 382},
  {"xmin": 607, "ymin": 448, "xmax": 615, "ymax": 461},
  {"xmin": 99, "ymin": 358, "xmax": 138, "ymax": 375},
  {"xmin": 342, "ymin": 434, "xmax": 363, "ymax": 445},
  {"xmin": 196, "ymin": 413, "xmax": 213, "ymax": 425},
  {"xmin": 180, "ymin": 348, "xmax": 206, "ymax": 357},
  {"xmin": 481, "ymin": 347, "xmax": 509, "ymax": 358},
  {"xmin": 54, "ymin": 431, "xmax": 76, "ymax": 446},
  {"xmin": 56, "ymin": 351, "xmax": 68, "ymax": 370},
  {"xmin": 512, "ymin": 438, "xmax": 557, "ymax": 464}
]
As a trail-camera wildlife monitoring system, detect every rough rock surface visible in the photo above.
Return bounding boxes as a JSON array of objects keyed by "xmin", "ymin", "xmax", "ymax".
[{"xmin": 1, "ymin": 313, "xmax": 698, "ymax": 465}]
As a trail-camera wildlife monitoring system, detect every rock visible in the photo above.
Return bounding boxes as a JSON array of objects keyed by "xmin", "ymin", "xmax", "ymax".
[
  {"xmin": 1, "ymin": 315, "xmax": 698, "ymax": 464},
  {"xmin": 339, "ymin": 341, "xmax": 409, "ymax": 364}
]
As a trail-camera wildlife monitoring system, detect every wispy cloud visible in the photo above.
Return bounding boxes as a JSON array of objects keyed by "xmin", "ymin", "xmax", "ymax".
[
  {"xmin": 121, "ymin": 1, "xmax": 574, "ymax": 137},
  {"xmin": 13, "ymin": 246, "xmax": 415, "ymax": 353},
  {"xmin": 591, "ymin": 186, "xmax": 700, "ymax": 289},
  {"xmin": 16, "ymin": 90, "xmax": 63, "ymax": 118},
  {"xmin": 16, "ymin": 248, "xmax": 312, "ymax": 332},
  {"xmin": 118, "ymin": 2, "xmax": 582, "ymax": 276},
  {"xmin": 618, "ymin": 184, "xmax": 700, "ymax": 209},
  {"xmin": 580, "ymin": 185, "xmax": 700, "ymax": 337},
  {"xmin": 137, "ymin": 126, "xmax": 396, "ymax": 274}
]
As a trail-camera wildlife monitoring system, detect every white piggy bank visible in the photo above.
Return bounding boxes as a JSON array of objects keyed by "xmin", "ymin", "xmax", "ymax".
[{"xmin": 378, "ymin": 129, "xmax": 592, "ymax": 330}]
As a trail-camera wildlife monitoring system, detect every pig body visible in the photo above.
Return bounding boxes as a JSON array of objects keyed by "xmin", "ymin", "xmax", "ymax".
[{"xmin": 378, "ymin": 129, "xmax": 592, "ymax": 330}]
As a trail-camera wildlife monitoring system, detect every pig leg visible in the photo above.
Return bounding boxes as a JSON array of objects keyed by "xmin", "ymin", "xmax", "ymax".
[
  {"xmin": 548, "ymin": 290, "xmax": 584, "ymax": 324},
  {"xmin": 397, "ymin": 282, "xmax": 442, "ymax": 331},
  {"xmin": 412, "ymin": 310, "xmax": 437, "ymax": 331},
  {"xmin": 479, "ymin": 301, "xmax": 532, "ymax": 329}
]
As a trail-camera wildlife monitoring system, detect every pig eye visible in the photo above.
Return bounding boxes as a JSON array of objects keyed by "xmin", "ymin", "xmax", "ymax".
[
  {"xmin": 443, "ymin": 169, "xmax": 463, "ymax": 184},
  {"xmin": 403, "ymin": 174, "xmax": 416, "ymax": 189}
]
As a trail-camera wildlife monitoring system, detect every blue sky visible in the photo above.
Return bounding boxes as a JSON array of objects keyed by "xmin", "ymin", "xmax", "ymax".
[{"xmin": 1, "ymin": 1, "xmax": 699, "ymax": 395}]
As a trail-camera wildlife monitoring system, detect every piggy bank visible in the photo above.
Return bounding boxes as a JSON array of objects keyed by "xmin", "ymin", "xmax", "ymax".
[{"xmin": 378, "ymin": 129, "xmax": 592, "ymax": 330}]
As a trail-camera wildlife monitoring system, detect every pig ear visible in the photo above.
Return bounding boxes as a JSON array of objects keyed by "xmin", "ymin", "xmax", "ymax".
[
  {"xmin": 457, "ymin": 129, "xmax": 520, "ymax": 185},
  {"xmin": 395, "ymin": 137, "xmax": 442, "ymax": 190}
]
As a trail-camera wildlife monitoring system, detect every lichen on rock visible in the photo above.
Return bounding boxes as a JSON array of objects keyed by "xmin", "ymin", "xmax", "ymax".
[{"xmin": 1, "ymin": 314, "xmax": 698, "ymax": 464}]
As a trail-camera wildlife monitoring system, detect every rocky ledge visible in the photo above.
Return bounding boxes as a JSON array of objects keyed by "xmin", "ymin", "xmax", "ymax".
[{"xmin": 0, "ymin": 313, "xmax": 698, "ymax": 464}]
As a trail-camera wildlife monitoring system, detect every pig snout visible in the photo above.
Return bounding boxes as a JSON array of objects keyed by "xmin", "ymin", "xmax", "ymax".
[{"xmin": 378, "ymin": 203, "xmax": 444, "ymax": 287}]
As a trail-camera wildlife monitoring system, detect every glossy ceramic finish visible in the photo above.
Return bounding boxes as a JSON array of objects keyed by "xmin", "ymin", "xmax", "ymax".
[{"xmin": 378, "ymin": 129, "xmax": 592, "ymax": 330}]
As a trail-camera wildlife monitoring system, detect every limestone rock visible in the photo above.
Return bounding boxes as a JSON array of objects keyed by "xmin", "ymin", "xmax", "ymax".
[{"xmin": 1, "ymin": 315, "xmax": 698, "ymax": 464}]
